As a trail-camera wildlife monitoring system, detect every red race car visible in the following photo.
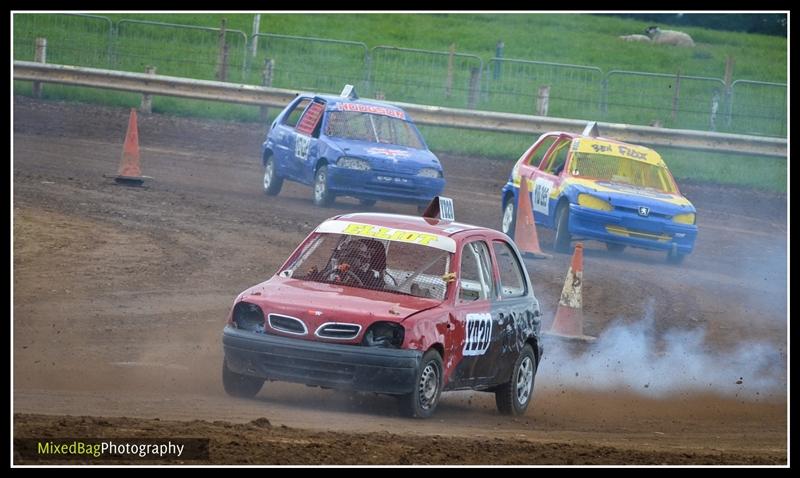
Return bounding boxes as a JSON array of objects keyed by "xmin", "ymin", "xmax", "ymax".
[{"xmin": 222, "ymin": 198, "xmax": 543, "ymax": 418}]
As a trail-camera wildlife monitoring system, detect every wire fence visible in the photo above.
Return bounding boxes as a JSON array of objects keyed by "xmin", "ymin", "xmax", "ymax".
[
  {"xmin": 483, "ymin": 58, "xmax": 604, "ymax": 119},
  {"xmin": 248, "ymin": 33, "xmax": 369, "ymax": 93},
  {"xmin": 728, "ymin": 80, "xmax": 788, "ymax": 137},
  {"xmin": 12, "ymin": 13, "xmax": 787, "ymax": 137},
  {"xmin": 367, "ymin": 46, "xmax": 484, "ymax": 109},
  {"xmin": 603, "ymin": 71, "xmax": 727, "ymax": 131},
  {"xmin": 13, "ymin": 13, "xmax": 113, "ymax": 68},
  {"xmin": 116, "ymin": 20, "xmax": 248, "ymax": 82}
]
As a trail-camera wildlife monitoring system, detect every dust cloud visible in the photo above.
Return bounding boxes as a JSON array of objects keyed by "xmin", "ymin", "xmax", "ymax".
[{"xmin": 537, "ymin": 300, "xmax": 787, "ymax": 401}]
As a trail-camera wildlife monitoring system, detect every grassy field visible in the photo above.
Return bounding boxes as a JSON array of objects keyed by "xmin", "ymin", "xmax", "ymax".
[
  {"xmin": 94, "ymin": 13, "xmax": 786, "ymax": 82},
  {"xmin": 12, "ymin": 13, "xmax": 787, "ymax": 192}
]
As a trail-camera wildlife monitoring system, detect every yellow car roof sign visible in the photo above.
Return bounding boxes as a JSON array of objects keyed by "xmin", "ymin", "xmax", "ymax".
[
  {"xmin": 316, "ymin": 220, "xmax": 457, "ymax": 253},
  {"xmin": 575, "ymin": 138, "xmax": 664, "ymax": 166}
]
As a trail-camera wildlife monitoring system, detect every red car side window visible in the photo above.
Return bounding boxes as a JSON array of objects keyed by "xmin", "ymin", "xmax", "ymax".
[
  {"xmin": 492, "ymin": 241, "xmax": 527, "ymax": 298},
  {"xmin": 458, "ymin": 241, "xmax": 494, "ymax": 302}
]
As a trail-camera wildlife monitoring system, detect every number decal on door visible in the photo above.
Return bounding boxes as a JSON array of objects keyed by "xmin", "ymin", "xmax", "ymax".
[
  {"xmin": 533, "ymin": 178, "xmax": 554, "ymax": 215},
  {"xmin": 463, "ymin": 313, "xmax": 492, "ymax": 356},
  {"xmin": 295, "ymin": 134, "xmax": 311, "ymax": 161}
]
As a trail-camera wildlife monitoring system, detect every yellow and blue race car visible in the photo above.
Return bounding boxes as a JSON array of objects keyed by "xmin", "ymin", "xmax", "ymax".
[{"xmin": 500, "ymin": 124, "xmax": 697, "ymax": 264}]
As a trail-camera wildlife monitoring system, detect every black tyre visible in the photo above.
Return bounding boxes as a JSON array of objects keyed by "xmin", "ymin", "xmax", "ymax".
[
  {"xmin": 501, "ymin": 199, "xmax": 516, "ymax": 239},
  {"xmin": 553, "ymin": 202, "xmax": 572, "ymax": 253},
  {"xmin": 666, "ymin": 248, "xmax": 686, "ymax": 265},
  {"xmin": 606, "ymin": 242, "xmax": 625, "ymax": 254},
  {"xmin": 262, "ymin": 158, "xmax": 283, "ymax": 196},
  {"xmin": 359, "ymin": 198, "xmax": 377, "ymax": 208},
  {"xmin": 397, "ymin": 349, "xmax": 443, "ymax": 418},
  {"xmin": 222, "ymin": 359, "xmax": 264, "ymax": 398},
  {"xmin": 313, "ymin": 165, "xmax": 335, "ymax": 207},
  {"xmin": 495, "ymin": 344, "xmax": 536, "ymax": 416}
]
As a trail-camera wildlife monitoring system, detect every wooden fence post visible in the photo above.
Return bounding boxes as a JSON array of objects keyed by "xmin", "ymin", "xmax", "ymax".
[
  {"xmin": 494, "ymin": 40, "xmax": 504, "ymax": 80},
  {"xmin": 710, "ymin": 88, "xmax": 720, "ymax": 131},
  {"xmin": 536, "ymin": 85, "xmax": 550, "ymax": 116},
  {"xmin": 468, "ymin": 67, "xmax": 481, "ymax": 109},
  {"xmin": 724, "ymin": 55, "xmax": 735, "ymax": 128},
  {"xmin": 671, "ymin": 70, "xmax": 682, "ymax": 123},
  {"xmin": 250, "ymin": 14, "xmax": 261, "ymax": 59},
  {"xmin": 216, "ymin": 19, "xmax": 229, "ymax": 82},
  {"xmin": 33, "ymin": 37, "xmax": 47, "ymax": 98},
  {"xmin": 140, "ymin": 66, "xmax": 156, "ymax": 113},
  {"xmin": 445, "ymin": 43, "xmax": 455, "ymax": 99},
  {"xmin": 260, "ymin": 59, "xmax": 274, "ymax": 122}
]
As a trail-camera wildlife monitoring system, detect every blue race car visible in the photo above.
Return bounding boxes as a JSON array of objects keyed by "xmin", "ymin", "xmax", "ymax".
[{"xmin": 261, "ymin": 85, "xmax": 445, "ymax": 209}]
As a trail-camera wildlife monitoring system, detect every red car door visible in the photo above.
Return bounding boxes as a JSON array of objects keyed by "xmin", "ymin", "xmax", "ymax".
[{"xmin": 447, "ymin": 238, "xmax": 497, "ymax": 387}]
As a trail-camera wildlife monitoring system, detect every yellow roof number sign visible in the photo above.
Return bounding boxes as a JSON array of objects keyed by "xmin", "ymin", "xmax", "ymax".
[
  {"xmin": 342, "ymin": 223, "xmax": 437, "ymax": 246},
  {"xmin": 316, "ymin": 220, "xmax": 457, "ymax": 252},
  {"xmin": 575, "ymin": 139, "xmax": 663, "ymax": 165}
]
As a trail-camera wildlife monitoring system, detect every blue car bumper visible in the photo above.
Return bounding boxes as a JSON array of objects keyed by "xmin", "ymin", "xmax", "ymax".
[
  {"xmin": 328, "ymin": 167, "xmax": 445, "ymax": 205},
  {"xmin": 568, "ymin": 204, "xmax": 697, "ymax": 255}
]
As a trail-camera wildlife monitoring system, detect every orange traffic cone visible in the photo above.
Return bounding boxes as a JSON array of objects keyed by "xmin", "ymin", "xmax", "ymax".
[
  {"xmin": 545, "ymin": 242, "xmax": 595, "ymax": 342},
  {"xmin": 109, "ymin": 109, "xmax": 150, "ymax": 185},
  {"xmin": 514, "ymin": 175, "xmax": 549, "ymax": 259}
]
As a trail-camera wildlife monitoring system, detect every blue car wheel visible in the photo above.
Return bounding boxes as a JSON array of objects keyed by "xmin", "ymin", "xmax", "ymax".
[
  {"xmin": 667, "ymin": 248, "xmax": 686, "ymax": 265},
  {"xmin": 313, "ymin": 165, "xmax": 335, "ymax": 207},
  {"xmin": 502, "ymin": 200, "xmax": 516, "ymax": 239},
  {"xmin": 553, "ymin": 202, "xmax": 572, "ymax": 253},
  {"xmin": 263, "ymin": 158, "xmax": 283, "ymax": 196}
]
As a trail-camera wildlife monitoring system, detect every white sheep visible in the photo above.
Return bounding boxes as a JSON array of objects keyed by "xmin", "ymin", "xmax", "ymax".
[
  {"xmin": 619, "ymin": 34, "xmax": 652, "ymax": 43},
  {"xmin": 644, "ymin": 26, "xmax": 695, "ymax": 47}
]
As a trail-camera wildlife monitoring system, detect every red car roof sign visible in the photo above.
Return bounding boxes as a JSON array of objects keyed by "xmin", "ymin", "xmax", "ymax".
[{"xmin": 316, "ymin": 220, "xmax": 456, "ymax": 252}]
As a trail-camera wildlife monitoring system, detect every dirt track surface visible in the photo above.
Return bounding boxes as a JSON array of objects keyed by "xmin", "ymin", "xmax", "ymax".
[{"xmin": 12, "ymin": 97, "xmax": 788, "ymax": 465}]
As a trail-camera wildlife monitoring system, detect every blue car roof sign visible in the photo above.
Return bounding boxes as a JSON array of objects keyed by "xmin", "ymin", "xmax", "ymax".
[{"xmin": 340, "ymin": 84, "xmax": 358, "ymax": 99}]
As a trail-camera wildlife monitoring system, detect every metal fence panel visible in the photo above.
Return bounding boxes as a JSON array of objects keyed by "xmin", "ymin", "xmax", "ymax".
[
  {"xmin": 115, "ymin": 20, "xmax": 248, "ymax": 82},
  {"xmin": 14, "ymin": 60, "xmax": 787, "ymax": 157},
  {"xmin": 368, "ymin": 46, "xmax": 483, "ymax": 108},
  {"xmin": 729, "ymin": 80, "xmax": 787, "ymax": 137},
  {"xmin": 13, "ymin": 13, "xmax": 113, "ymax": 68},
  {"xmin": 603, "ymin": 70, "xmax": 726, "ymax": 132},
  {"xmin": 482, "ymin": 58, "xmax": 603, "ymax": 118},
  {"xmin": 248, "ymin": 33, "xmax": 368, "ymax": 95}
]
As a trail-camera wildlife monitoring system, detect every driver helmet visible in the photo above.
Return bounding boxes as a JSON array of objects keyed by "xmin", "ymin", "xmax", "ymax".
[{"xmin": 334, "ymin": 239, "xmax": 374, "ymax": 275}]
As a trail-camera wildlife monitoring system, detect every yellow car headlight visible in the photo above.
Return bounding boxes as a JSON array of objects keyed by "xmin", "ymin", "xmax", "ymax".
[
  {"xmin": 672, "ymin": 213, "xmax": 696, "ymax": 225},
  {"xmin": 577, "ymin": 194, "xmax": 613, "ymax": 211}
]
